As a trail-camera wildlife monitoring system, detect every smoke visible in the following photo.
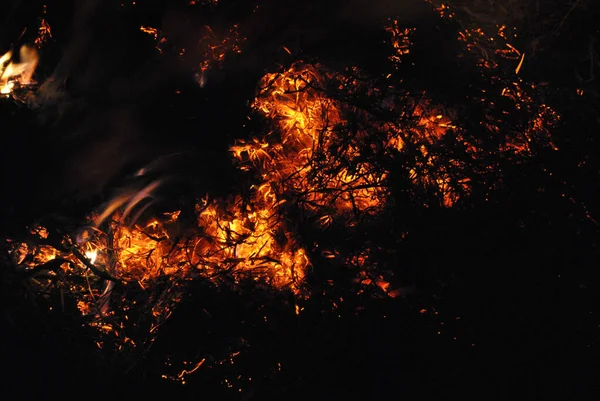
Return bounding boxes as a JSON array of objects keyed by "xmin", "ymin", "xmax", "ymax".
[{"xmin": 33, "ymin": 1, "xmax": 183, "ymax": 201}]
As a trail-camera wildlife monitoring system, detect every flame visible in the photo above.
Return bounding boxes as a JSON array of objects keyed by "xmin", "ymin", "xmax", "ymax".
[
  {"xmin": 195, "ymin": 196, "xmax": 308, "ymax": 289},
  {"xmin": 11, "ymin": 35, "xmax": 555, "ymax": 330},
  {"xmin": 1, "ymin": 12, "xmax": 49, "ymax": 96},
  {"xmin": 1, "ymin": 46, "xmax": 39, "ymax": 95},
  {"xmin": 5, "ymin": 3, "xmax": 562, "ymax": 379},
  {"xmin": 34, "ymin": 6, "xmax": 53, "ymax": 46},
  {"xmin": 28, "ymin": 57, "xmax": 470, "ymax": 327},
  {"xmin": 237, "ymin": 63, "xmax": 389, "ymax": 222},
  {"xmin": 85, "ymin": 250, "xmax": 98, "ymax": 265},
  {"xmin": 241, "ymin": 60, "xmax": 468, "ymax": 212}
]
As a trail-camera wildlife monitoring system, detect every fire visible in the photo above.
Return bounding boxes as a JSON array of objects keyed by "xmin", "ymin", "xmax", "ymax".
[
  {"xmin": 1, "ymin": 10, "xmax": 50, "ymax": 96},
  {"xmin": 195, "ymin": 195, "xmax": 308, "ymax": 289},
  {"xmin": 85, "ymin": 250, "xmax": 98, "ymax": 265},
  {"xmin": 3, "ymin": 1, "xmax": 564, "ymax": 384},
  {"xmin": 34, "ymin": 19, "xmax": 53, "ymax": 46},
  {"xmin": 140, "ymin": 26, "xmax": 159, "ymax": 40},
  {"xmin": 34, "ymin": 5, "xmax": 53, "ymax": 46},
  {"xmin": 236, "ymin": 63, "xmax": 389, "ymax": 223},
  {"xmin": 241, "ymin": 60, "xmax": 467, "ymax": 211},
  {"xmin": 8, "ymin": 18, "xmax": 556, "ymax": 320},
  {"xmin": 16, "ymin": 54, "xmax": 471, "ymax": 329},
  {"xmin": 0, "ymin": 46, "xmax": 39, "ymax": 95},
  {"xmin": 76, "ymin": 175, "xmax": 307, "ymax": 290},
  {"xmin": 386, "ymin": 20, "xmax": 415, "ymax": 65}
]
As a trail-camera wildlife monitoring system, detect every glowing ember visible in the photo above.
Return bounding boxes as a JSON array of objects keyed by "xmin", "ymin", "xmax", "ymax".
[
  {"xmin": 3, "ymin": 1, "xmax": 564, "ymax": 385},
  {"xmin": 34, "ymin": 5, "xmax": 53, "ymax": 46},
  {"xmin": 237, "ymin": 62, "xmax": 389, "ymax": 222},
  {"xmin": 138, "ymin": 23, "xmax": 244, "ymax": 86},
  {"xmin": 140, "ymin": 26, "xmax": 159, "ymax": 40},
  {"xmin": 386, "ymin": 20, "xmax": 415, "ymax": 66}
]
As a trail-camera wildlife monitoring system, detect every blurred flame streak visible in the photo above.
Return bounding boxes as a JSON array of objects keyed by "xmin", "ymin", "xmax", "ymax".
[
  {"xmin": 1, "ymin": 46, "xmax": 39, "ymax": 95},
  {"xmin": 1, "ymin": 13, "xmax": 50, "ymax": 95},
  {"xmin": 177, "ymin": 358, "xmax": 205, "ymax": 379},
  {"xmin": 515, "ymin": 53, "xmax": 525, "ymax": 74},
  {"xmin": 140, "ymin": 26, "xmax": 159, "ymax": 40},
  {"xmin": 94, "ymin": 180, "xmax": 162, "ymax": 227},
  {"xmin": 238, "ymin": 62, "xmax": 389, "ymax": 218}
]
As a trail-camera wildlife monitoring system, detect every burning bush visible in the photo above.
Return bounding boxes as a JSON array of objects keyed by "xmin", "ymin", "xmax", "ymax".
[{"xmin": 1, "ymin": 0, "xmax": 588, "ymax": 397}]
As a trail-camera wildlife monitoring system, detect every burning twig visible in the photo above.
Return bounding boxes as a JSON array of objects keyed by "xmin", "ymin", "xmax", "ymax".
[{"xmin": 1, "ymin": 3, "xmax": 563, "ymax": 388}]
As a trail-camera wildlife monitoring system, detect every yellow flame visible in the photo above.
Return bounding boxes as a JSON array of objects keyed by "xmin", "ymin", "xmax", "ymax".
[{"xmin": 1, "ymin": 45, "xmax": 39, "ymax": 95}]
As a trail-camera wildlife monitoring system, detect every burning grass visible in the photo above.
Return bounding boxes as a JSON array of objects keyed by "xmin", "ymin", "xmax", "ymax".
[{"xmin": 0, "ymin": 0, "xmax": 562, "ymax": 387}]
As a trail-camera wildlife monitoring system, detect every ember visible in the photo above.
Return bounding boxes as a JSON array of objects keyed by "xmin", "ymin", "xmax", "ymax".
[
  {"xmin": 3, "ymin": 0, "xmax": 559, "ymax": 352},
  {"xmin": 1, "ymin": 0, "xmax": 598, "ymax": 399}
]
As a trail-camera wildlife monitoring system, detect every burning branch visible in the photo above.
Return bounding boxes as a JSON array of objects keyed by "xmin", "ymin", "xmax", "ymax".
[{"xmin": 0, "ymin": 1, "xmax": 564, "ymax": 387}]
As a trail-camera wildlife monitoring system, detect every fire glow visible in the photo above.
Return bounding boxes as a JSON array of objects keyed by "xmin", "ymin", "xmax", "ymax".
[
  {"xmin": 3, "ymin": 1, "xmax": 560, "ymax": 385},
  {"xmin": 0, "ymin": 46, "xmax": 39, "ymax": 95},
  {"xmin": 1, "ymin": 9, "xmax": 50, "ymax": 96}
]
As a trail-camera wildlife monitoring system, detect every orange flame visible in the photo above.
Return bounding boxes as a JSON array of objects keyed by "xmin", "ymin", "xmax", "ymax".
[
  {"xmin": 7, "ymin": 5, "xmax": 562, "ymax": 367},
  {"xmin": 1, "ymin": 45, "xmax": 39, "ymax": 95}
]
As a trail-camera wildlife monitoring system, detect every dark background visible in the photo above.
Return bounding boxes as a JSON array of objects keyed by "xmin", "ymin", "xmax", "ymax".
[{"xmin": 1, "ymin": 0, "xmax": 600, "ymax": 400}]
